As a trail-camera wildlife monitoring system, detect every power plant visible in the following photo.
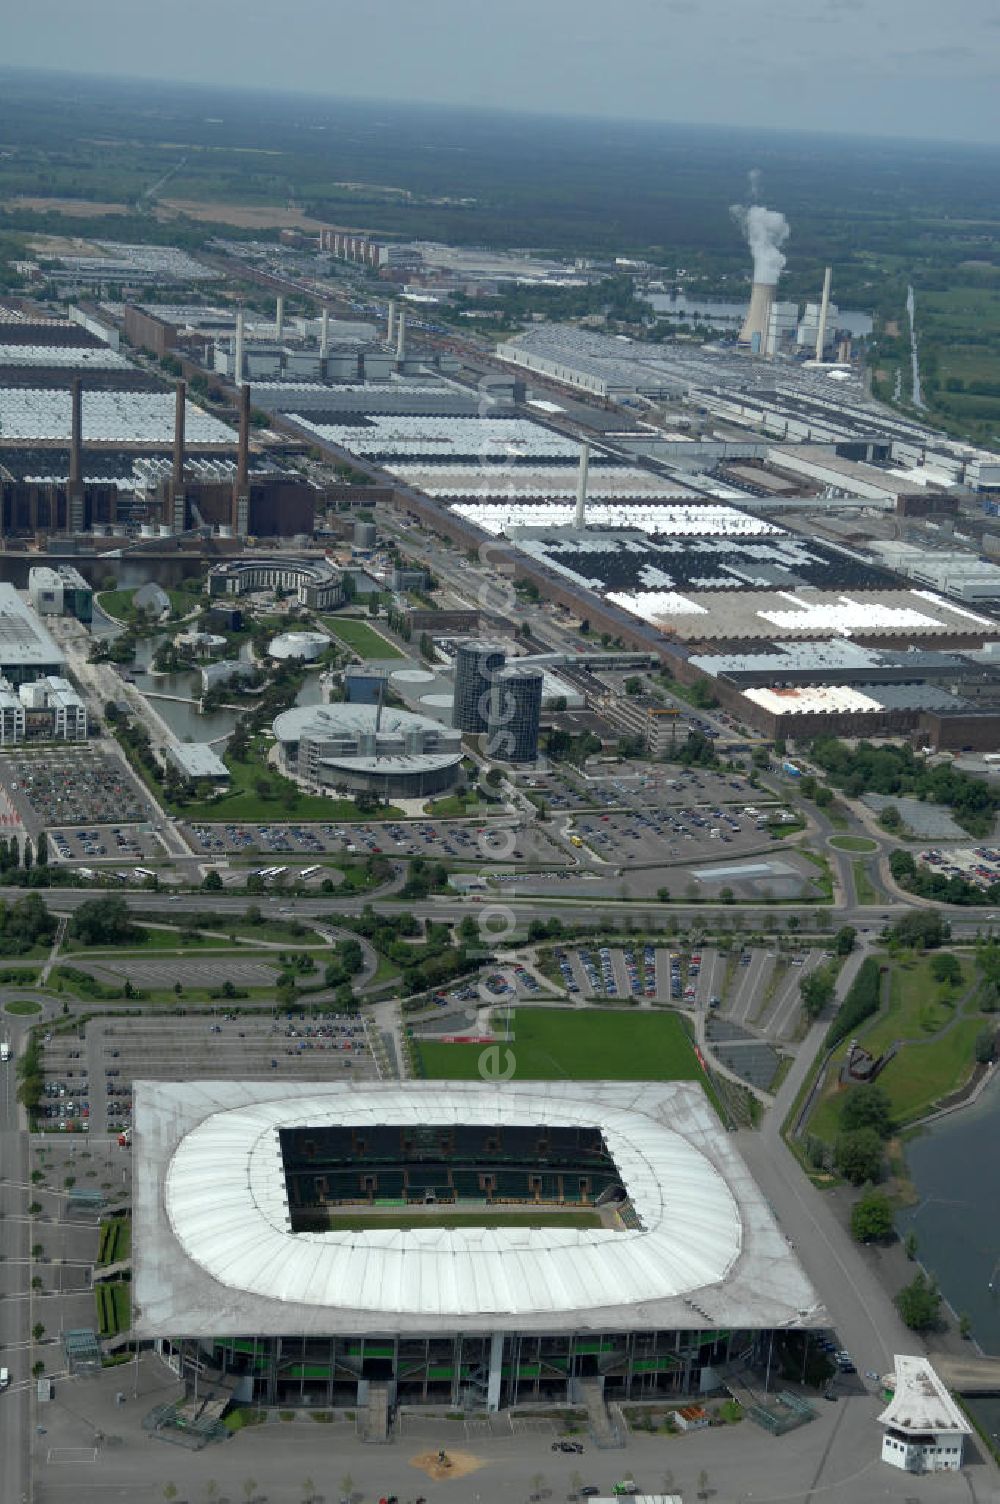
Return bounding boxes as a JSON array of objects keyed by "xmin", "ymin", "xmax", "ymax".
[{"xmin": 732, "ymin": 204, "xmax": 791, "ymax": 355}]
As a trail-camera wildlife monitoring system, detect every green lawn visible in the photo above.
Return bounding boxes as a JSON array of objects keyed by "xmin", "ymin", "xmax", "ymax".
[
  {"xmin": 320, "ymin": 1209, "xmax": 602, "ymax": 1231},
  {"xmin": 3, "ymin": 999, "xmax": 41, "ymax": 1014},
  {"xmin": 159, "ymin": 742, "xmax": 403, "ymax": 824},
  {"xmin": 97, "ymin": 585, "xmax": 199, "ymax": 621},
  {"xmin": 807, "ymin": 952, "xmax": 983, "ymax": 1137},
  {"xmin": 323, "ymin": 617, "xmax": 405, "ymax": 659},
  {"xmin": 852, "ymin": 861, "xmax": 878, "ymax": 905},
  {"xmin": 417, "ymin": 1008, "xmax": 705, "ymax": 1085},
  {"xmin": 830, "ymin": 835, "xmax": 878, "ymax": 853},
  {"xmin": 95, "ymin": 1281, "xmax": 130, "ymax": 1337},
  {"xmin": 97, "ymin": 1216, "xmax": 131, "ymax": 1266}
]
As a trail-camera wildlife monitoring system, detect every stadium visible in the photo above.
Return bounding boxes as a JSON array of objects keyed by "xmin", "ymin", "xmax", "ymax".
[{"xmin": 134, "ymin": 1080, "xmax": 822, "ymax": 1413}]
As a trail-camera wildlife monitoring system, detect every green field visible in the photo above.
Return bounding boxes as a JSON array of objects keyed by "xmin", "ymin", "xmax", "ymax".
[
  {"xmin": 321, "ymin": 1209, "xmax": 602, "ymax": 1231},
  {"xmin": 830, "ymin": 835, "xmax": 878, "ymax": 853},
  {"xmin": 852, "ymin": 861, "xmax": 879, "ymax": 905},
  {"xmin": 3, "ymin": 999, "xmax": 41, "ymax": 1014},
  {"xmin": 97, "ymin": 1216, "xmax": 131, "ymax": 1266},
  {"xmin": 97, "ymin": 585, "xmax": 198, "ymax": 621},
  {"xmin": 95, "ymin": 1281, "xmax": 130, "ymax": 1337},
  {"xmin": 807, "ymin": 953, "xmax": 985, "ymax": 1139},
  {"xmin": 324, "ymin": 617, "xmax": 405, "ymax": 660},
  {"xmin": 417, "ymin": 1008, "xmax": 704, "ymax": 1085}
]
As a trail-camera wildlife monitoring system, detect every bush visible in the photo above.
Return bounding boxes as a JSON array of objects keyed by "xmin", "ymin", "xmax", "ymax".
[
  {"xmin": 851, "ymin": 1190, "xmax": 894, "ymax": 1243},
  {"xmin": 824, "ymin": 958, "xmax": 882, "ymax": 1048},
  {"xmin": 896, "ymin": 1272, "xmax": 943, "ymax": 1331},
  {"xmin": 834, "ymin": 1127, "xmax": 884, "ymax": 1185}
]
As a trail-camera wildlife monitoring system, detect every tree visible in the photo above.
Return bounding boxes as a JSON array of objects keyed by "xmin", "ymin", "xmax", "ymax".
[
  {"xmin": 904, "ymin": 1229, "xmax": 919, "ymax": 1261},
  {"xmin": 696, "ymin": 1469, "xmax": 710, "ymax": 1501},
  {"xmin": 975, "ymin": 1027, "xmax": 996, "ymax": 1064},
  {"xmin": 851, "ymin": 1190, "xmax": 894, "ymax": 1243},
  {"xmin": 163, "ymin": 1486, "xmax": 178, "ymax": 1503},
  {"xmin": 800, "ymin": 968, "xmax": 835, "ymax": 1019},
  {"xmin": 834, "ymin": 1127, "xmax": 884, "ymax": 1185},
  {"xmin": 896, "ymin": 1272, "xmax": 942, "ymax": 1331},
  {"xmin": 340, "ymin": 1474, "xmax": 355, "ymax": 1504},
  {"xmin": 624, "ymin": 676, "xmax": 643, "ymax": 696},
  {"xmin": 959, "ymin": 1313, "xmax": 973, "ymax": 1339},
  {"xmin": 840, "ymin": 1085, "xmax": 894, "ymax": 1139},
  {"xmin": 69, "ymin": 894, "xmax": 139, "ymax": 947},
  {"xmin": 22, "ymin": 839, "xmax": 32, "ymax": 873},
  {"xmin": 243, "ymin": 1480, "xmax": 258, "ymax": 1503},
  {"xmin": 32, "ymin": 1321, "xmax": 45, "ymax": 1342},
  {"xmin": 202, "ymin": 870, "xmax": 223, "ymax": 892},
  {"xmin": 930, "ymin": 952, "xmax": 962, "ymax": 987},
  {"xmin": 879, "ymin": 804, "xmax": 903, "ymax": 832},
  {"xmin": 834, "ymin": 925, "xmax": 856, "ymax": 955}
]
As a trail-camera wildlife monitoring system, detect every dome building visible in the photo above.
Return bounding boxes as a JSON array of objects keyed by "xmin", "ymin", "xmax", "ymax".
[{"xmin": 273, "ymin": 701, "xmax": 462, "ymax": 799}]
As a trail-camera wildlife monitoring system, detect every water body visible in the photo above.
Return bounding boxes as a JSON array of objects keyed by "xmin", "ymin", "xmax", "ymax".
[
  {"xmin": 897, "ymin": 1072, "xmax": 1000, "ymax": 1355},
  {"xmin": 644, "ymin": 292, "xmax": 874, "ymax": 338},
  {"xmin": 906, "ymin": 284, "xmax": 925, "ymax": 408}
]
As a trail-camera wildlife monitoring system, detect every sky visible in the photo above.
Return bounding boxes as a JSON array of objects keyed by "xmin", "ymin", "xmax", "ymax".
[{"xmin": 5, "ymin": 0, "xmax": 1000, "ymax": 146}]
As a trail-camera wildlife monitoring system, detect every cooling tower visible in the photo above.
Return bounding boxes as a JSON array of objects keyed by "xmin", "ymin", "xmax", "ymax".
[{"xmin": 738, "ymin": 281, "xmax": 775, "ymax": 352}]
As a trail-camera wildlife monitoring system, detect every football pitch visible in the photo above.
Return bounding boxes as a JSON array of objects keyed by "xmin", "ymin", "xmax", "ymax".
[
  {"xmin": 416, "ymin": 1008, "xmax": 704, "ymax": 1084},
  {"xmin": 321, "ymin": 1208, "xmax": 603, "ymax": 1231}
]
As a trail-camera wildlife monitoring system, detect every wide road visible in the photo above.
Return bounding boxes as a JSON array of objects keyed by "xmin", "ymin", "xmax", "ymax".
[
  {"xmin": 0, "ymin": 1014, "xmax": 31, "ymax": 1504},
  {"xmin": 4, "ymin": 885, "xmax": 993, "ymax": 944}
]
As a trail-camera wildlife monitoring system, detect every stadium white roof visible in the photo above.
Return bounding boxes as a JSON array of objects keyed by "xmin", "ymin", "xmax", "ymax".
[{"xmin": 132, "ymin": 1079, "xmax": 823, "ymax": 1337}]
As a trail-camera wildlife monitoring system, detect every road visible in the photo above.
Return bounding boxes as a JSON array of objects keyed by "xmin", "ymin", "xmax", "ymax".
[
  {"xmin": 1, "ymin": 1014, "xmax": 32, "ymax": 1504},
  {"xmin": 737, "ymin": 943, "xmax": 916, "ymax": 1377}
]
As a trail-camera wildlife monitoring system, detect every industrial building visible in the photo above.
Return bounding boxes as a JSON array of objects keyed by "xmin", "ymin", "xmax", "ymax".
[
  {"xmin": 166, "ymin": 743, "xmax": 230, "ymax": 782},
  {"xmin": 0, "ymin": 675, "xmax": 86, "ymax": 744},
  {"xmin": 132, "ymin": 1078, "xmax": 821, "ymax": 1412},
  {"xmin": 453, "ymin": 640, "xmax": 506, "ymax": 734},
  {"xmin": 485, "ymin": 663, "xmax": 543, "ymax": 764},
  {"xmin": 878, "ymin": 1357, "xmax": 971, "ymax": 1473},
  {"xmin": 208, "ymin": 556, "xmax": 344, "ymax": 610},
  {"xmin": 27, "ymin": 564, "xmax": 93, "ymax": 623},
  {"xmin": 603, "ymin": 693, "xmax": 684, "ymax": 756},
  {"xmin": 273, "ymin": 702, "xmax": 463, "ymax": 799},
  {"xmin": 0, "ymin": 586, "xmax": 66, "ymax": 685}
]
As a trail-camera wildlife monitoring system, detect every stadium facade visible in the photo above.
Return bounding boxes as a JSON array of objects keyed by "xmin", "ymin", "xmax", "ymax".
[{"xmin": 135, "ymin": 1080, "xmax": 822, "ymax": 1412}]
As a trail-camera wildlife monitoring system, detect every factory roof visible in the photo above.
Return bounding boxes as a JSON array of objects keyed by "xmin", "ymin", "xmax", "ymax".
[
  {"xmin": 132, "ymin": 1079, "xmax": 822, "ymax": 1337},
  {"xmin": 457, "ymin": 503, "xmax": 775, "ymax": 540},
  {"xmin": 0, "ymin": 586, "xmax": 65, "ymax": 669},
  {"xmin": 393, "ymin": 463, "xmax": 698, "ymax": 501},
  {"xmin": 878, "ymin": 1357, "xmax": 971, "ymax": 1437},
  {"xmin": 0, "ymin": 388, "xmax": 235, "ymax": 445},
  {"xmin": 291, "ymin": 413, "xmax": 583, "ymax": 463},
  {"xmin": 0, "ymin": 344, "xmax": 128, "ymax": 369},
  {"xmin": 742, "ymin": 682, "xmax": 965, "ymax": 717}
]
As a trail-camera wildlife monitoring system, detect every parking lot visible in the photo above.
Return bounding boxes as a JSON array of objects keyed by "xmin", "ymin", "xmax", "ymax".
[
  {"xmin": 571, "ymin": 799, "xmax": 776, "ymax": 870},
  {"xmin": 544, "ymin": 943, "xmax": 815, "ymax": 1045},
  {"xmin": 919, "ymin": 843, "xmax": 1000, "ymax": 891},
  {"xmin": 0, "ymin": 748, "xmax": 154, "ymax": 834},
  {"xmin": 524, "ymin": 763, "xmax": 762, "ymax": 817},
  {"xmin": 187, "ymin": 816, "xmax": 568, "ymax": 866},
  {"xmin": 48, "ymin": 823, "xmax": 162, "ymax": 866},
  {"xmin": 37, "ymin": 1012, "xmax": 379, "ymax": 1138}
]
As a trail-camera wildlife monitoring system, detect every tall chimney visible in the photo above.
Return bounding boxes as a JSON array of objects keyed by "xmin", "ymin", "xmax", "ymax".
[
  {"xmin": 320, "ymin": 307, "xmax": 329, "ymax": 358},
  {"xmin": 234, "ymin": 306, "xmax": 245, "ymax": 382},
  {"xmin": 574, "ymin": 440, "xmax": 590, "ymax": 529},
  {"xmin": 69, "ymin": 378, "xmax": 82, "ymax": 489},
  {"xmin": 172, "ymin": 379, "xmax": 186, "ymax": 488},
  {"xmin": 275, "ymin": 295, "xmax": 284, "ymax": 341},
  {"xmin": 233, "ymin": 381, "xmax": 251, "ymax": 535},
  {"xmin": 387, "ymin": 299, "xmax": 396, "ymax": 346},
  {"xmin": 815, "ymin": 266, "xmax": 832, "ymax": 361},
  {"xmin": 396, "ymin": 306, "xmax": 407, "ymax": 363}
]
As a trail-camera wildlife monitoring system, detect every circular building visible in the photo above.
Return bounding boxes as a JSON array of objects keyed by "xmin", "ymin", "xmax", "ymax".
[
  {"xmin": 268, "ymin": 630, "xmax": 329, "ymax": 663},
  {"xmin": 273, "ymin": 702, "xmax": 463, "ymax": 799}
]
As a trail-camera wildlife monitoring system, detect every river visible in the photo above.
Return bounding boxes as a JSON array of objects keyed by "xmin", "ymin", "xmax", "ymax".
[{"xmin": 898, "ymin": 1071, "xmax": 1000, "ymax": 1357}]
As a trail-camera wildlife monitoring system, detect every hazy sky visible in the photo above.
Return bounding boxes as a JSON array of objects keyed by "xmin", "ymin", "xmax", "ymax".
[{"xmin": 6, "ymin": 0, "xmax": 1000, "ymax": 145}]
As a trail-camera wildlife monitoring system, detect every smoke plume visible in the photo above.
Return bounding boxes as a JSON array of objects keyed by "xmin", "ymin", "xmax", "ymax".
[
  {"xmin": 730, "ymin": 203, "xmax": 790, "ymax": 286},
  {"xmin": 747, "ymin": 167, "xmax": 762, "ymax": 202}
]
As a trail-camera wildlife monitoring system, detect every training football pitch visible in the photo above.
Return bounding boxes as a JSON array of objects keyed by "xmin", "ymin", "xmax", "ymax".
[{"xmin": 416, "ymin": 1008, "xmax": 704, "ymax": 1083}]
